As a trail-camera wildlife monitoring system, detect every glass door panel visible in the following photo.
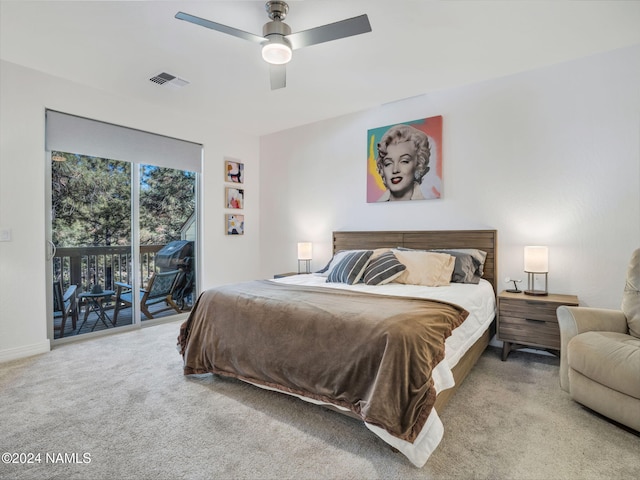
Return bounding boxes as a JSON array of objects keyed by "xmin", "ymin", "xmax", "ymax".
[
  {"xmin": 51, "ymin": 151, "xmax": 132, "ymax": 338},
  {"xmin": 137, "ymin": 164, "xmax": 196, "ymax": 322}
]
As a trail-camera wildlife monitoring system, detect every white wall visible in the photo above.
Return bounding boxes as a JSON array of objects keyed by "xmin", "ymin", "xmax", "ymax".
[
  {"xmin": 259, "ymin": 45, "xmax": 640, "ymax": 309},
  {"xmin": 3, "ymin": 44, "xmax": 639, "ymax": 361},
  {"xmin": 0, "ymin": 60, "xmax": 262, "ymax": 361}
]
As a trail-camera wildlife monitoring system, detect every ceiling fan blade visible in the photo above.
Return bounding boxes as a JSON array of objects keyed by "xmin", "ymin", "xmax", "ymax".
[
  {"xmin": 286, "ymin": 14, "xmax": 371, "ymax": 50},
  {"xmin": 269, "ymin": 64, "xmax": 287, "ymax": 90},
  {"xmin": 175, "ymin": 11, "xmax": 265, "ymax": 44}
]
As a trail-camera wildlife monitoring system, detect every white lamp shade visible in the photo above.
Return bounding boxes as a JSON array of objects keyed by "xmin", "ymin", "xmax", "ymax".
[
  {"xmin": 524, "ymin": 246, "xmax": 548, "ymax": 273},
  {"xmin": 297, "ymin": 242, "xmax": 312, "ymax": 260}
]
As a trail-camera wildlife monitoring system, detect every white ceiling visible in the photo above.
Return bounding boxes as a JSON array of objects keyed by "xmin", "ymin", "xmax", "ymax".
[{"xmin": 2, "ymin": 0, "xmax": 640, "ymax": 136}]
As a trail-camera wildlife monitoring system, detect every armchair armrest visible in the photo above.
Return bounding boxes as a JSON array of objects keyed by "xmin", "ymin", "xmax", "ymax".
[
  {"xmin": 63, "ymin": 285, "xmax": 79, "ymax": 323},
  {"xmin": 557, "ymin": 306, "xmax": 628, "ymax": 392},
  {"xmin": 62, "ymin": 284, "xmax": 77, "ymax": 303},
  {"xmin": 114, "ymin": 282, "xmax": 134, "ymax": 304},
  {"xmin": 114, "ymin": 281, "xmax": 133, "ymax": 294}
]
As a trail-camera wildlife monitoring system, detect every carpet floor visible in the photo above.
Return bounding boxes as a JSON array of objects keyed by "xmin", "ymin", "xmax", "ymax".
[{"xmin": 1, "ymin": 320, "xmax": 638, "ymax": 480}]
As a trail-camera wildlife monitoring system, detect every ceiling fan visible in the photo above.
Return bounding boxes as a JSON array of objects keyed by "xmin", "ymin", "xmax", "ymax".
[{"xmin": 175, "ymin": 1, "xmax": 372, "ymax": 90}]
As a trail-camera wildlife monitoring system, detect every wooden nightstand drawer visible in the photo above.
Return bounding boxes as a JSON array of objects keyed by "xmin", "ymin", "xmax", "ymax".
[
  {"xmin": 498, "ymin": 298, "xmax": 561, "ymax": 322},
  {"xmin": 498, "ymin": 315, "xmax": 561, "ymax": 349},
  {"xmin": 497, "ymin": 291, "xmax": 579, "ymax": 360}
]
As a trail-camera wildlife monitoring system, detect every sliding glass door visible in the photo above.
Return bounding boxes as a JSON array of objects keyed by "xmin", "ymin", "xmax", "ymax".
[
  {"xmin": 46, "ymin": 110, "xmax": 201, "ymax": 342},
  {"xmin": 50, "ymin": 152, "xmax": 133, "ymax": 338}
]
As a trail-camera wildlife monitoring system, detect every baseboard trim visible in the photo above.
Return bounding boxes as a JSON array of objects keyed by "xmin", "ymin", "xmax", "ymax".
[{"xmin": 0, "ymin": 340, "xmax": 50, "ymax": 363}]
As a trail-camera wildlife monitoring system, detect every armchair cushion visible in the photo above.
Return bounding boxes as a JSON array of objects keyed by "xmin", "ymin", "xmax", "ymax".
[
  {"xmin": 568, "ymin": 331, "xmax": 640, "ymax": 399},
  {"xmin": 557, "ymin": 306, "xmax": 627, "ymax": 392},
  {"xmin": 621, "ymin": 248, "xmax": 640, "ymax": 338}
]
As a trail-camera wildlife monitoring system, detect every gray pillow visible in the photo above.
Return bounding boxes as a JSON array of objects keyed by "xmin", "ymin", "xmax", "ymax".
[
  {"xmin": 432, "ymin": 250, "xmax": 483, "ymax": 284},
  {"xmin": 326, "ymin": 250, "xmax": 373, "ymax": 285},
  {"xmin": 363, "ymin": 251, "xmax": 406, "ymax": 285},
  {"xmin": 622, "ymin": 248, "xmax": 640, "ymax": 338},
  {"xmin": 316, "ymin": 249, "xmax": 363, "ymax": 276}
]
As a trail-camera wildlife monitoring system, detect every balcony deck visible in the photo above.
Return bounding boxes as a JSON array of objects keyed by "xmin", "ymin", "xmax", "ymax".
[
  {"xmin": 53, "ymin": 243, "xmax": 194, "ymax": 339},
  {"xmin": 55, "ymin": 297, "xmax": 191, "ymax": 338}
]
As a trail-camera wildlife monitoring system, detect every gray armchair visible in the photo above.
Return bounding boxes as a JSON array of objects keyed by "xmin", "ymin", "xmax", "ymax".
[{"xmin": 557, "ymin": 248, "xmax": 640, "ymax": 431}]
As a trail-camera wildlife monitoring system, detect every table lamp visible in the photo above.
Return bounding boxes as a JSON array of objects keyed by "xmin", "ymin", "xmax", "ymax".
[
  {"xmin": 297, "ymin": 242, "xmax": 312, "ymax": 274},
  {"xmin": 524, "ymin": 246, "xmax": 548, "ymax": 296}
]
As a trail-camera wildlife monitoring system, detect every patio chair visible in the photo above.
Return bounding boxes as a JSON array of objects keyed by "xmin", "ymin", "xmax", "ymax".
[
  {"xmin": 53, "ymin": 280, "xmax": 78, "ymax": 338},
  {"xmin": 113, "ymin": 270, "xmax": 182, "ymax": 323}
]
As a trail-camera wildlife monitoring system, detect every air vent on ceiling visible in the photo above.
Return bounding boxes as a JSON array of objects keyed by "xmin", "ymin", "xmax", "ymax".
[{"xmin": 149, "ymin": 72, "xmax": 189, "ymax": 88}]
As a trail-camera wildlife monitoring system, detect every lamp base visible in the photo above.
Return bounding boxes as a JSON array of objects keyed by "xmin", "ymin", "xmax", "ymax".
[
  {"xmin": 524, "ymin": 290, "xmax": 548, "ymax": 296},
  {"xmin": 297, "ymin": 259, "xmax": 311, "ymax": 274},
  {"xmin": 525, "ymin": 272, "xmax": 548, "ymax": 296}
]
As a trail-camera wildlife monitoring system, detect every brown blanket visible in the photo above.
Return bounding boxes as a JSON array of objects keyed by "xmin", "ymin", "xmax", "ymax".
[{"xmin": 178, "ymin": 280, "xmax": 468, "ymax": 442}]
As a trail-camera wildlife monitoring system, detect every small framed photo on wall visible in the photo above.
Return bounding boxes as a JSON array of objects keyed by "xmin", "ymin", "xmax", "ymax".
[
  {"xmin": 225, "ymin": 158, "xmax": 244, "ymax": 184},
  {"xmin": 226, "ymin": 214, "xmax": 244, "ymax": 235},
  {"xmin": 226, "ymin": 187, "xmax": 244, "ymax": 209}
]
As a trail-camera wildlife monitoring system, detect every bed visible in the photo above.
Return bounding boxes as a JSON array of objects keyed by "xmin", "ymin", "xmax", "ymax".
[{"xmin": 178, "ymin": 230, "xmax": 498, "ymax": 467}]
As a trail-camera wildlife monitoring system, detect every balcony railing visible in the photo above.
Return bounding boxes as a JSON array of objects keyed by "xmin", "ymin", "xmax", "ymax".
[{"xmin": 53, "ymin": 245, "xmax": 164, "ymax": 292}]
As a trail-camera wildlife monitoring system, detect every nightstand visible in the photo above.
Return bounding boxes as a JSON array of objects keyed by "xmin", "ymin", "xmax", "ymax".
[
  {"xmin": 497, "ymin": 291, "xmax": 579, "ymax": 361},
  {"xmin": 273, "ymin": 272, "xmax": 298, "ymax": 279}
]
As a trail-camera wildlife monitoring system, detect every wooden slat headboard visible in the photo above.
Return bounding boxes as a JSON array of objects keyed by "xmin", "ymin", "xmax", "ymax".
[{"xmin": 333, "ymin": 230, "xmax": 498, "ymax": 294}]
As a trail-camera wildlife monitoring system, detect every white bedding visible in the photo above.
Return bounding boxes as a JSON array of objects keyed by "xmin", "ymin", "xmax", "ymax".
[{"xmin": 259, "ymin": 274, "xmax": 497, "ymax": 467}]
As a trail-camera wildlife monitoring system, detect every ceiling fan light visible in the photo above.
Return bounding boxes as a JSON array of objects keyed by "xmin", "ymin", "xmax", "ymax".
[{"xmin": 262, "ymin": 38, "xmax": 292, "ymax": 65}]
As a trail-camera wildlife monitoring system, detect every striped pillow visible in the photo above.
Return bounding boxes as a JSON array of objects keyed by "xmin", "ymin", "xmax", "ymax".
[
  {"xmin": 326, "ymin": 250, "xmax": 373, "ymax": 285},
  {"xmin": 363, "ymin": 251, "xmax": 407, "ymax": 285}
]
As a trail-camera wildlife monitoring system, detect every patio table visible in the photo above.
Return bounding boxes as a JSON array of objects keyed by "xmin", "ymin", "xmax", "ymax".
[{"xmin": 77, "ymin": 290, "xmax": 115, "ymax": 333}]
